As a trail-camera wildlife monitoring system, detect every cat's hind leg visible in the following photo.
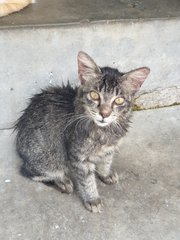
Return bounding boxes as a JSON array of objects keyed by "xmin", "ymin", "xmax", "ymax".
[
  {"xmin": 96, "ymin": 157, "xmax": 119, "ymax": 185},
  {"xmin": 32, "ymin": 170, "xmax": 73, "ymax": 194}
]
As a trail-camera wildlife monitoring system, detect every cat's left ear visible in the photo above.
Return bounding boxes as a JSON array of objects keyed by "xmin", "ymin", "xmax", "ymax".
[
  {"xmin": 77, "ymin": 51, "xmax": 102, "ymax": 84},
  {"xmin": 122, "ymin": 67, "xmax": 150, "ymax": 94}
]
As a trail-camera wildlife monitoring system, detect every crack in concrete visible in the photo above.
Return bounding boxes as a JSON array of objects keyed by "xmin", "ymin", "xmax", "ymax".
[{"xmin": 134, "ymin": 86, "xmax": 180, "ymax": 111}]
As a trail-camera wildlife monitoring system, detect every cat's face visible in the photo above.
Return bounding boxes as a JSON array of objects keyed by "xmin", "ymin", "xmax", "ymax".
[
  {"xmin": 76, "ymin": 52, "xmax": 150, "ymax": 128},
  {"xmin": 79, "ymin": 68, "xmax": 131, "ymax": 127},
  {"xmin": 85, "ymin": 89, "xmax": 125, "ymax": 127}
]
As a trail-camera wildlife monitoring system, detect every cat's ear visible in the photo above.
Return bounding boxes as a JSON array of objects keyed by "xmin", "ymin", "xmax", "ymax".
[
  {"xmin": 122, "ymin": 67, "xmax": 150, "ymax": 94},
  {"xmin": 77, "ymin": 51, "xmax": 101, "ymax": 84}
]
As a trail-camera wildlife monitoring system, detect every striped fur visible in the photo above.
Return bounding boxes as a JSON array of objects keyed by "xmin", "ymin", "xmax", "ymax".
[{"xmin": 15, "ymin": 51, "xmax": 150, "ymax": 212}]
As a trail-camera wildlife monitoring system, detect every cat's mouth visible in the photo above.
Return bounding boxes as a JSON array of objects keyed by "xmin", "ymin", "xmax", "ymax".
[
  {"xmin": 94, "ymin": 119, "xmax": 110, "ymax": 127},
  {"xmin": 89, "ymin": 111, "xmax": 114, "ymax": 127}
]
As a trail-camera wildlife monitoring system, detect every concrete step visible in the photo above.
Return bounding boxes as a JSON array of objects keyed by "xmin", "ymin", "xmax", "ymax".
[
  {"xmin": 1, "ymin": 0, "xmax": 180, "ymax": 28},
  {"xmin": 0, "ymin": 106, "xmax": 180, "ymax": 240},
  {"xmin": 0, "ymin": 0, "xmax": 180, "ymax": 128}
]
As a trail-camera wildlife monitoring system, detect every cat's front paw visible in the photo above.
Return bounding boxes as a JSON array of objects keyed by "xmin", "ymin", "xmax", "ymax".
[
  {"xmin": 99, "ymin": 170, "xmax": 119, "ymax": 185},
  {"xmin": 55, "ymin": 179, "xmax": 74, "ymax": 194},
  {"xmin": 84, "ymin": 198, "xmax": 103, "ymax": 213}
]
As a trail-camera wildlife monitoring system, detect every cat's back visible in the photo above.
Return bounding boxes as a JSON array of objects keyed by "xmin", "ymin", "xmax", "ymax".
[{"xmin": 15, "ymin": 84, "xmax": 77, "ymax": 132}]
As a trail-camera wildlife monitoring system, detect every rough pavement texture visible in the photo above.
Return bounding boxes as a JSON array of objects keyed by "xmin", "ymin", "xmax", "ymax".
[
  {"xmin": 0, "ymin": 106, "xmax": 180, "ymax": 240},
  {"xmin": 134, "ymin": 86, "xmax": 180, "ymax": 110}
]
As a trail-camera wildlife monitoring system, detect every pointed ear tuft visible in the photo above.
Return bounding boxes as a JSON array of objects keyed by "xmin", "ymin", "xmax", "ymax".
[
  {"xmin": 122, "ymin": 67, "xmax": 150, "ymax": 94},
  {"xmin": 77, "ymin": 51, "xmax": 101, "ymax": 84}
]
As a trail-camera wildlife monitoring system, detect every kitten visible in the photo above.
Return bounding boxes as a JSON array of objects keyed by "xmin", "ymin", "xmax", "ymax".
[
  {"xmin": 15, "ymin": 52, "xmax": 150, "ymax": 213},
  {"xmin": 0, "ymin": 0, "xmax": 35, "ymax": 17}
]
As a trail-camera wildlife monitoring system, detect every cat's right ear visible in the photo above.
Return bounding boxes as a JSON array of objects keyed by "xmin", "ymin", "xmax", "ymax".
[
  {"xmin": 122, "ymin": 67, "xmax": 150, "ymax": 94},
  {"xmin": 77, "ymin": 51, "xmax": 101, "ymax": 84}
]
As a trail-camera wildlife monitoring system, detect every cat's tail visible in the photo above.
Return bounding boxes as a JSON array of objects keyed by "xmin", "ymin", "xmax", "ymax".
[{"xmin": 0, "ymin": 0, "xmax": 35, "ymax": 17}]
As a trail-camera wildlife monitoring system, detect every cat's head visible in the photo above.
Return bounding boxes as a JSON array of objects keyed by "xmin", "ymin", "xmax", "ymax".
[{"xmin": 76, "ymin": 51, "xmax": 150, "ymax": 128}]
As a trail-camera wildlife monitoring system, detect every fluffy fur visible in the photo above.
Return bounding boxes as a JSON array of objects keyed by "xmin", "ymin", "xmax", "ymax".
[
  {"xmin": 15, "ymin": 52, "xmax": 150, "ymax": 212},
  {"xmin": 0, "ymin": 0, "xmax": 35, "ymax": 17}
]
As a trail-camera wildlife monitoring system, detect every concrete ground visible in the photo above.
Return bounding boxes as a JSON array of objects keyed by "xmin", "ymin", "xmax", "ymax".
[
  {"xmin": 0, "ymin": 106, "xmax": 179, "ymax": 240},
  {"xmin": 0, "ymin": 1, "xmax": 180, "ymax": 239}
]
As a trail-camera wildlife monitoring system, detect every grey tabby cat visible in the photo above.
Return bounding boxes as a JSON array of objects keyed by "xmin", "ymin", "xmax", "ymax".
[{"xmin": 15, "ymin": 51, "xmax": 150, "ymax": 213}]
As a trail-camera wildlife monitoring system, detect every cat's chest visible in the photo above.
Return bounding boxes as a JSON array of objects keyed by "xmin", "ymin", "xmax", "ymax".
[
  {"xmin": 89, "ymin": 129, "xmax": 119, "ymax": 146},
  {"xmin": 83, "ymin": 133, "xmax": 119, "ymax": 160},
  {"xmin": 69, "ymin": 127, "xmax": 121, "ymax": 161},
  {"xmin": 90, "ymin": 143, "xmax": 115, "ymax": 161}
]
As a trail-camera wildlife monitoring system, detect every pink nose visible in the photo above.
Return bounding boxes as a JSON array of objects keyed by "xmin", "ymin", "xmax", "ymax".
[{"xmin": 99, "ymin": 105, "xmax": 112, "ymax": 118}]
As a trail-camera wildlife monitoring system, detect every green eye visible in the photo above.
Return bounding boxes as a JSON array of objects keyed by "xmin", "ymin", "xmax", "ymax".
[
  {"xmin": 90, "ymin": 91, "xmax": 100, "ymax": 100},
  {"xmin": 114, "ymin": 97, "xmax": 124, "ymax": 105}
]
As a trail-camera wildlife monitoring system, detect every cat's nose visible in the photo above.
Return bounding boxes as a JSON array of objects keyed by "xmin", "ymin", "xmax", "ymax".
[{"xmin": 99, "ymin": 104, "xmax": 112, "ymax": 118}]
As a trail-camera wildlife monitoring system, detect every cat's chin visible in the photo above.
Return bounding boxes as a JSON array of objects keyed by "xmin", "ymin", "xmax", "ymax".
[{"xmin": 94, "ymin": 120, "xmax": 110, "ymax": 127}]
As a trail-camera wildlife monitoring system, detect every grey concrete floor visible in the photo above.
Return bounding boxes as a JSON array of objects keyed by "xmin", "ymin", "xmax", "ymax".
[
  {"xmin": 0, "ymin": 0, "xmax": 180, "ymax": 28},
  {"xmin": 0, "ymin": 106, "xmax": 180, "ymax": 240}
]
